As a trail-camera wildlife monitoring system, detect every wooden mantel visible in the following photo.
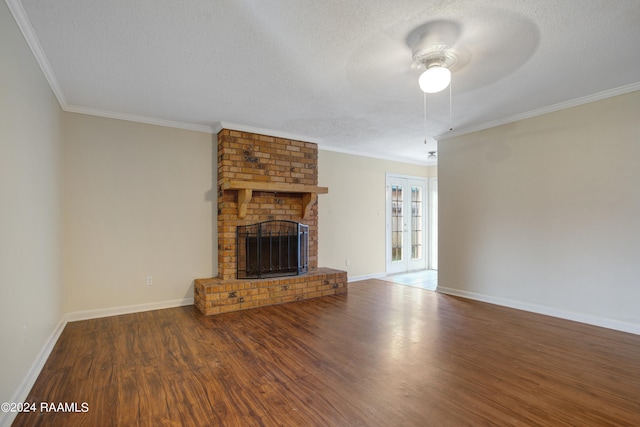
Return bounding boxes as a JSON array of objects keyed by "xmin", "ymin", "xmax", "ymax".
[{"xmin": 220, "ymin": 180, "xmax": 328, "ymax": 219}]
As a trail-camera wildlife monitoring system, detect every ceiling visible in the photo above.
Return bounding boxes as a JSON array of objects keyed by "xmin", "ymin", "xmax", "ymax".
[{"xmin": 8, "ymin": 0, "xmax": 640, "ymax": 165}]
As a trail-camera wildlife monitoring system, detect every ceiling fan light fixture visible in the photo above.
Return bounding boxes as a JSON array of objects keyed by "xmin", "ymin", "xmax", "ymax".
[{"xmin": 419, "ymin": 65, "xmax": 451, "ymax": 93}]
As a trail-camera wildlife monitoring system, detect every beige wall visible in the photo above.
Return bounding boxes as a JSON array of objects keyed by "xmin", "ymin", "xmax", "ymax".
[
  {"xmin": 0, "ymin": 1, "xmax": 64, "ymax": 411},
  {"xmin": 63, "ymin": 114, "xmax": 215, "ymax": 313},
  {"xmin": 318, "ymin": 150, "xmax": 433, "ymax": 278},
  {"xmin": 439, "ymin": 91, "xmax": 640, "ymax": 332}
]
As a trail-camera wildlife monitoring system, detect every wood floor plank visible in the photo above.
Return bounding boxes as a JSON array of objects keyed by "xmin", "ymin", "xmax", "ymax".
[{"xmin": 13, "ymin": 279, "xmax": 640, "ymax": 426}]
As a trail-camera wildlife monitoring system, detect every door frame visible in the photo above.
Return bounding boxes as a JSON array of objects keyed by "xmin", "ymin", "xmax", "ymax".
[
  {"xmin": 385, "ymin": 173, "xmax": 429, "ymax": 274},
  {"xmin": 428, "ymin": 177, "xmax": 438, "ymax": 270}
]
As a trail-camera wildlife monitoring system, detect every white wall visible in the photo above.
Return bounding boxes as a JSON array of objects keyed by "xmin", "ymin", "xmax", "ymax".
[
  {"xmin": 63, "ymin": 113, "xmax": 215, "ymax": 314},
  {"xmin": 439, "ymin": 91, "xmax": 640, "ymax": 333},
  {"xmin": 318, "ymin": 150, "xmax": 433, "ymax": 278},
  {"xmin": 0, "ymin": 0, "xmax": 64, "ymax": 418}
]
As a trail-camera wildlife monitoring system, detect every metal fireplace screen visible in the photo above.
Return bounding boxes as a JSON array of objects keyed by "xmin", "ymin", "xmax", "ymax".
[{"xmin": 237, "ymin": 220, "xmax": 309, "ymax": 279}]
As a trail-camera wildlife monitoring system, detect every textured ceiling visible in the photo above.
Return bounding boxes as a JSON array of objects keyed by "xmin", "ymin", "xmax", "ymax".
[{"xmin": 9, "ymin": 0, "xmax": 640, "ymax": 165}]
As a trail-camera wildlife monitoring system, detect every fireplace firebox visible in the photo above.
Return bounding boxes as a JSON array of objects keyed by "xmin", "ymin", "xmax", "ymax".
[{"xmin": 237, "ymin": 220, "xmax": 309, "ymax": 279}]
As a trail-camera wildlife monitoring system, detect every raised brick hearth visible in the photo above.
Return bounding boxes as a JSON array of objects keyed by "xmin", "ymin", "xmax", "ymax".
[
  {"xmin": 194, "ymin": 129, "xmax": 347, "ymax": 315},
  {"xmin": 195, "ymin": 268, "xmax": 347, "ymax": 315}
]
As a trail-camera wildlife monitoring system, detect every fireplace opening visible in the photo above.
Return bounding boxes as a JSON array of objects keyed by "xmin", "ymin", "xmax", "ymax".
[{"xmin": 237, "ymin": 220, "xmax": 309, "ymax": 279}]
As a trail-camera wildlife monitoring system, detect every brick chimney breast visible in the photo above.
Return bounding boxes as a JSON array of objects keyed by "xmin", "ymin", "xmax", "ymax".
[{"xmin": 194, "ymin": 129, "xmax": 347, "ymax": 316}]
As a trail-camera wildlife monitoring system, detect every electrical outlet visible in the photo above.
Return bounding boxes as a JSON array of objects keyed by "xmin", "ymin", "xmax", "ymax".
[
  {"xmin": 146, "ymin": 276, "xmax": 153, "ymax": 286},
  {"xmin": 346, "ymin": 258, "xmax": 351, "ymax": 266}
]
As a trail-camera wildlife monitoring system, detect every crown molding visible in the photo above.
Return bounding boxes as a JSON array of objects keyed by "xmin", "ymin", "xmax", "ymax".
[
  {"xmin": 7, "ymin": 0, "xmax": 212, "ymax": 134},
  {"xmin": 318, "ymin": 143, "xmax": 436, "ymax": 167},
  {"xmin": 436, "ymin": 82, "xmax": 640, "ymax": 141},
  {"xmin": 5, "ymin": 0, "xmax": 68, "ymax": 108},
  {"xmin": 65, "ymin": 105, "xmax": 213, "ymax": 133}
]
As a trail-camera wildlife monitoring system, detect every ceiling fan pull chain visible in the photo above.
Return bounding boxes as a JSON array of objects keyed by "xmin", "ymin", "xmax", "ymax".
[
  {"xmin": 449, "ymin": 80, "xmax": 453, "ymax": 131},
  {"xmin": 424, "ymin": 91, "xmax": 428, "ymax": 144}
]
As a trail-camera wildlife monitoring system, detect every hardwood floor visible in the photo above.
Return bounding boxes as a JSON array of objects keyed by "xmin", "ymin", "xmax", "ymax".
[{"xmin": 14, "ymin": 279, "xmax": 640, "ymax": 426}]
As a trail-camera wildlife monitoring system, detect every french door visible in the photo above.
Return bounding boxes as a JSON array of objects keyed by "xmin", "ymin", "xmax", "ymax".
[{"xmin": 386, "ymin": 175, "xmax": 427, "ymax": 274}]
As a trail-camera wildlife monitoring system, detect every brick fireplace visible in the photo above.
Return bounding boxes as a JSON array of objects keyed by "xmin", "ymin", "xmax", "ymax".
[{"xmin": 194, "ymin": 129, "xmax": 347, "ymax": 315}]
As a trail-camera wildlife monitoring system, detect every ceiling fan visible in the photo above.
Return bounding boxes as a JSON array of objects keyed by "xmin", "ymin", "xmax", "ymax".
[
  {"xmin": 346, "ymin": 9, "xmax": 539, "ymax": 153},
  {"xmin": 406, "ymin": 20, "xmax": 469, "ymax": 148},
  {"xmin": 408, "ymin": 21, "xmax": 468, "ymax": 94}
]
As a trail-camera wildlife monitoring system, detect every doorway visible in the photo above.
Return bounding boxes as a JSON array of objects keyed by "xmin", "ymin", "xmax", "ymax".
[{"xmin": 386, "ymin": 174, "xmax": 427, "ymax": 274}]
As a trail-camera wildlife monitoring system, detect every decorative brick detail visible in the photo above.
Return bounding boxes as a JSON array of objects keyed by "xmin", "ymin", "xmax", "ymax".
[
  {"xmin": 194, "ymin": 268, "xmax": 348, "ymax": 315},
  {"xmin": 195, "ymin": 128, "xmax": 348, "ymax": 316}
]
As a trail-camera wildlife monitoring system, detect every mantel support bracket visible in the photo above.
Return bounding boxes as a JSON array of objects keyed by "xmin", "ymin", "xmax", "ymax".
[
  {"xmin": 237, "ymin": 188, "xmax": 252, "ymax": 219},
  {"xmin": 301, "ymin": 192, "xmax": 317, "ymax": 219}
]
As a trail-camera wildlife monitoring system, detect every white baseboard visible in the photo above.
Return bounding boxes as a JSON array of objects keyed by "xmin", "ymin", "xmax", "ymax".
[
  {"xmin": 0, "ymin": 316, "xmax": 67, "ymax": 427},
  {"xmin": 0, "ymin": 297, "xmax": 196, "ymax": 427},
  {"xmin": 348, "ymin": 272, "xmax": 386, "ymax": 282},
  {"xmin": 437, "ymin": 286, "xmax": 640, "ymax": 336},
  {"xmin": 65, "ymin": 297, "xmax": 195, "ymax": 322}
]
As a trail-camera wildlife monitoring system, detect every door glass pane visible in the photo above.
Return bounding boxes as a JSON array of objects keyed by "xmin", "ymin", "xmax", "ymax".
[
  {"xmin": 391, "ymin": 185, "xmax": 403, "ymax": 262},
  {"xmin": 411, "ymin": 186, "xmax": 422, "ymax": 260}
]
